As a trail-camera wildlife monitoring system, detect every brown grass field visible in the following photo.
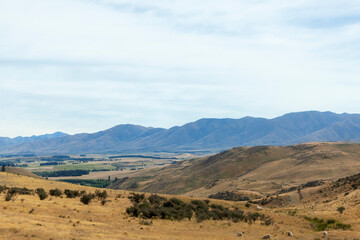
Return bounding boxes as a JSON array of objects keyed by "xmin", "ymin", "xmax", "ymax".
[{"xmin": 1, "ymin": 171, "xmax": 360, "ymax": 240}]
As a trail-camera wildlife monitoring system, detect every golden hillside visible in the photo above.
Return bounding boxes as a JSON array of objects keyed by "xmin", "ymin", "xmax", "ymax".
[{"xmin": 1, "ymin": 171, "xmax": 360, "ymax": 239}]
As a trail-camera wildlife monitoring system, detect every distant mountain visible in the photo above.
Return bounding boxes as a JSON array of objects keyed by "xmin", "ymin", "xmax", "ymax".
[
  {"xmin": 0, "ymin": 132, "xmax": 68, "ymax": 152},
  {"xmin": 1, "ymin": 111, "xmax": 360, "ymax": 154}
]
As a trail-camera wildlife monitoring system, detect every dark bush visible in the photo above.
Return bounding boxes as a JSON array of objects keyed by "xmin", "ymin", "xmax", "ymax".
[
  {"xmin": 80, "ymin": 193, "xmax": 95, "ymax": 204},
  {"xmin": 95, "ymin": 190, "xmax": 108, "ymax": 200},
  {"xmin": 49, "ymin": 188, "xmax": 62, "ymax": 197},
  {"xmin": 337, "ymin": 206, "xmax": 345, "ymax": 214},
  {"xmin": 5, "ymin": 192, "xmax": 13, "ymax": 201},
  {"xmin": 8, "ymin": 187, "xmax": 33, "ymax": 195},
  {"xmin": 304, "ymin": 216, "xmax": 351, "ymax": 231},
  {"xmin": 0, "ymin": 185, "xmax": 7, "ymax": 193},
  {"xmin": 125, "ymin": 195, "xmax": 271, "ymax": 225},
  {"xmin": 128, "ymin": 193, "xmax": 145, "ymax": 204},
  {"xmin": 64, "ymin": 189, "xmax": 81, "ymax": 198},
  {"xmin": 148, "ymin": 194, "xmax": 166, "ymax": 205},
  {"xmin": 35, "ymin": 188, "xmax": 48, "ymax": 200}
]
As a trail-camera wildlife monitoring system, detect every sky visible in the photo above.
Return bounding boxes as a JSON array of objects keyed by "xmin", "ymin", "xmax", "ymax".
[{"xmin": 1, "ymin": 0, "xmax": 360, "ymax": 137}]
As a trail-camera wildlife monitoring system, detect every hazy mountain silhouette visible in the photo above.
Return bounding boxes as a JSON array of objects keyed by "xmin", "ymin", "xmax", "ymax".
[
  {"xmin": 0, "ymin": 132, "xmax": 68, "ymax": 152},
  {"xmin": 1, "ymin": 111, "xmax": 360, "ymax": 154}
]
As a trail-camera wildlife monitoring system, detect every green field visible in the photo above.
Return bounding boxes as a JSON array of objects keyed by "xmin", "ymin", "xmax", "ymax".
[{"xmin": 54, "ymin": 163, "xmax": 115, "ymax": 171}]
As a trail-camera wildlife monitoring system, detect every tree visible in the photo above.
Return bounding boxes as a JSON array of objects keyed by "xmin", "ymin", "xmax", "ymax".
[{"xmin": 1, "ymin": 165, "xmax": 5, "ymax": 172}]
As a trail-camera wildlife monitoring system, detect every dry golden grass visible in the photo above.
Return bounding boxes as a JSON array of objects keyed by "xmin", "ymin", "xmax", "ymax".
[{"xmin": 1, "ymin": 172, "xmax": 360, "ymax": 239}]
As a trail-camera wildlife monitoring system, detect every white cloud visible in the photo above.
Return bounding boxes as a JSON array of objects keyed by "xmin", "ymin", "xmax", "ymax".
[{"xmin": 0, "ymin": 0, "xmax": 360, "ymax": 137}]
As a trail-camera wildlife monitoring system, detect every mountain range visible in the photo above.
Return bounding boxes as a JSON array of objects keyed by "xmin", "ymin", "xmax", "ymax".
[
  {"xmin": 0, "ymin": 132, "xmax": 68, "ymax": 151},
  {"xmin": 1, "ymin": 111, "xmax": 360, "ymax": 154}
]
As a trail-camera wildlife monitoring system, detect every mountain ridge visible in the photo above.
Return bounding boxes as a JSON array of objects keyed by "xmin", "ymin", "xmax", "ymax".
[
  {"xmin": 0, "ymin": 132, "xmax": 68, "ymax": 152},
  {"xmin": 2, "ymin": 111, "xmax": 360, "ymax": 154}
]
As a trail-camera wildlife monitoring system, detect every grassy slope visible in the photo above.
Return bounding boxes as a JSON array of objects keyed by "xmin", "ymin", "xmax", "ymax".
[
  {"xmin": 109, "ymin": 143, "xmax": 360, "ymax": 197},
  {"xmin": 1, "ymin": 172, "xmax": 360, "ymax": 239},
  {"xmin": 4, "ymin": 166, "xmax": 41, "ymax": 178}
]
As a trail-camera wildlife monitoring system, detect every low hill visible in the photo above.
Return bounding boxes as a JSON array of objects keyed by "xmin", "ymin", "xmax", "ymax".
[
  {"xmin": 1, "ymin": 170, "xmax": 360, "ymax": 239},
  {"xmin": 109, "ymin": 143, "xmax": 360, "ymax": 198},
  {"xmin": 2, "ymin": 111, "xmax": 360, "ymax": 154},
  {"xmin": 2, "ymin": 166, "xmax": 41, "ymax": 178}
]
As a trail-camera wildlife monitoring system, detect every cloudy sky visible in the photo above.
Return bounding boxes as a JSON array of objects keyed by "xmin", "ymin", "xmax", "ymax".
[{"xmin": 1, "ymin": 0, "xmax": 360, "ymax": 137}]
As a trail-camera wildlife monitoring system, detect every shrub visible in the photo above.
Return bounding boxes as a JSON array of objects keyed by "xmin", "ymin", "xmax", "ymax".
[
  {"xmin": 337, "ymin": 206, "xmax": 345, "ymax": 214},
  {"xmin": 95, "ymin": 190, "xmax": 108, "ymax": 200},
  {"xmin": 128, "ymin": 193, "xmax": 145, "ymax": 204},
  {"xmin": 49, "ymin": 188, "xmax": 62, "ymax": 197},
  {"xmin": 80, "ymin": 193, "xmax": 95, "ymax": 204},
  {"xmin": 125, "ymin": 195, "xmax": 271, "ymax": 225},
  {"xmin": 8, "ymin": 187, "xmax": 33, "ymax": 195},
  {"xmin": 304, "ymin": 216, "xmax": 351, "ymax": 231},
  {"xmin": 148, "ymin": 194, "xmax": 166, "ymax": 205},
  {"xmin": 35, "ymin": 188, "xmax": 48, "ymax": 200},
  {"xmin": 5, "ymin": 192, "xmax": 13, "ymax": 201},
  {"xmin": 64, "ymin": 189, "xmax": 81, "ymax": 198},
  {"xmin": 0, "ymin": 185, "xmax": 7, "ymax": 193}
]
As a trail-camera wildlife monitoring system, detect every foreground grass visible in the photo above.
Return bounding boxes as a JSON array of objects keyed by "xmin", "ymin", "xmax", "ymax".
[{"xmin": 0, "ymin": 172, "xmax": 359, "ymax": 239}]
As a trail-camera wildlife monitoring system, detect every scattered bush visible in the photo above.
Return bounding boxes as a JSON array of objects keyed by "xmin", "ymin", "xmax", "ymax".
[
  {"xmin": 126, "ymin": 194, "xmax": 273, "ymax": 224},
  {"xmin": 8, "ymin": 187, "xmax": 33, "ymax": 195},
  {"xmin": 35, "ymin": 188, "xmax": 48, "ymax": 200},
  {"xmin": 337, "ymin": 206, "xmax": 345, "ymax": 214},
  {"xmin": 64, "ymin": 189, "xmax": 81, "ymax": 198},
  {"xmin": 128, "ymin": 193, "xmax": 145, "ymax": 204},
  {"xmin": 148, "ymin": 194, "xmax": 166, "ymax": 205},
  {"xmin": 80, "ymin": 193, "xmax": 95, "ymax": 205},
  {"xmin": 5, "ymin": 192, "xmax": 14, "ymax": 201},
  {"xmin": 304, "ymin": 216, "xmax": 351, "ymax": 231},
  {"xmin": 209, "ymin": 191, "xmax": 250, "ymax": 201},
  {"xmin": 95, "ymin": 190, "xmax": 108, "ymax": 200},
  {"xmin": 4, "ymin": 187, "xmax": 33, "ymax": 201},
  {"xmin": 60, "ymin": 179, "xmax": 112, "ymax": 188},
  {"xmin": 0, "ymin": 185, "xmax": 7, "ymax": 193},
  {"xmin": 49, "ymin": 188, "xmax": 62, "ymax": 197}
]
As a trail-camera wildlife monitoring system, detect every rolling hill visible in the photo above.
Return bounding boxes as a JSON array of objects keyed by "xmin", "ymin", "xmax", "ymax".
[
  {"xmin": 1, "ymin": 168, "xmax": 360, "ymax": 239},
  {"xmin": 109, "ymin": 142, "xmax": 360, "ymax": 198},
  {"xmin": 2, "ymin": 111, "xmax": 360, "ymax": 154}
]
